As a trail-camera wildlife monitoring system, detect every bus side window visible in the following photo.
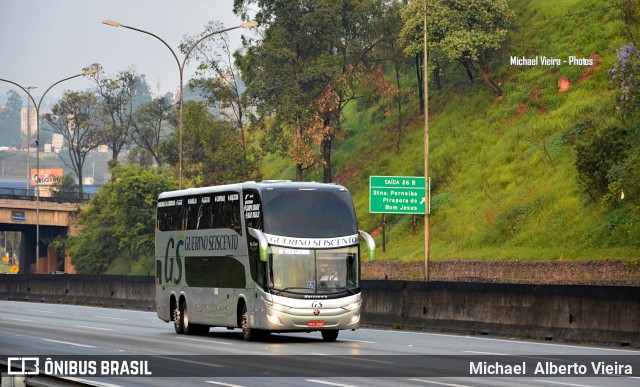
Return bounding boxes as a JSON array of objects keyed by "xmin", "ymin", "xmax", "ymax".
[
  {"xmin": 229, "ymin": 195, "xmax": 242, "ymax": 235},
  {"xmin": 200, "ymin": 196, "xmax": 212, "ymax": 229},
  {"xmin": 186, "ymin": 197, "xmax": 199, "ymax": 230}
]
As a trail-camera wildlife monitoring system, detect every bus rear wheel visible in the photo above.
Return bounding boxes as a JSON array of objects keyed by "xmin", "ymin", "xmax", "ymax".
[
  {"xmin": 182, "ymin": 302, "xmax": 208, "ymax": 335},
  {"xmin": 321, "ymin": 329, "xmax": 339, "ymax": 342},
  {"xmin": 173, "ymin": 301, "xmax": 184, "ymax": 334}
]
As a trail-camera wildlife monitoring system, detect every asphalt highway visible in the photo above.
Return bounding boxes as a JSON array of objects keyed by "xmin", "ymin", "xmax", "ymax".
[{"xmin": 0, "ymin": 300, "xmax": 638, "ymax": 386}]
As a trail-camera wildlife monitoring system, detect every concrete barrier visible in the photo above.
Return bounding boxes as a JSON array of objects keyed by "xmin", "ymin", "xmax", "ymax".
[
  {"xmin": 0, "ymin": 275, "xmax": 637, "ymax": 346},
  {"xmin": 0, "ymin": 274, "xmax": 154, "ymax": 310},
  {"xmin": 361, "ymin": 280, "xmax": 640, "ymax": 346}
]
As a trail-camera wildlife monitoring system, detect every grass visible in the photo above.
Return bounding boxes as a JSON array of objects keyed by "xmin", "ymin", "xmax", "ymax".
[{"xmin": 259, "ymin": 0, "xmax": 640, "ymax": 263}]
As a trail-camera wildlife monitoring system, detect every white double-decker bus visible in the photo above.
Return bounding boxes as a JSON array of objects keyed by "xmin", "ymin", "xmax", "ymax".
[{"xmin": 155, "ymin": 181, "xmax": 375, "ymax": 341}]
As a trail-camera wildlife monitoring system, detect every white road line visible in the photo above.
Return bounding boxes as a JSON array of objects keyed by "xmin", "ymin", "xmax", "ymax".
[
  {"xmin": 205, "ymin": 381, "xmax": 245, "ymax": 387},
  {"xmin": 42, "ymin": 338, "xmax": 96, "ymax": 348},
  {"xmin": 305, "ymin": 380, "xmax": 359, "ymax": 387},
  {"xmin": 156, "ymin": 355, "xmax": 223, "ymax": 368},
  {"xmin": 332, "ymin": 355, "xmax": 394, "ymax": 364},
  {"xmin": 463, "ymin": 350, "xmax": 509, "ymax": 356},
  {"xmin": 307, "ymin": 353, "xmax": 392, "ymax": 364},
  {"xmin": 73, "ymin": 325, "xmax": 113, "ymax": 331},
  {"xmin": 92, "ymin": 316, "xmax": 127, "ymax": 320},
  {"xmin": 408, "ymin": 379, "xmax": 472, "ymax": 387},
  {"xmin": 362, "ymin": 328, "xmax": 640, "ymax": 353},
  {"xmin": 2, "ymin": 317, "xmax": 33, "ymax": 322},
  {"xmin": 28, "ymin": 309, "xmax": 55, "ymax": 313},
  {"xmin": 340, "ymin": 338, "xmax": 377, "ymax": 344},
  {"xmin": 534, "ymin": 380, "xmax": 599, "ymax": 387},
  {"xmin": 176, "ymin": 336, "xmax": 232, "ymax": 345}
]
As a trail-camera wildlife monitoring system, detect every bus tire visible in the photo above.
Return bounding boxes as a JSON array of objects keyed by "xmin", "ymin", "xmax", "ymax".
[
  {"xmin": 241, "ymin": 304, "xmax": 255, "ymax": 341},
  {"xmin": 321, "ymin": 329, "xmax": 339, "ymax": 342},
  {"xmin": 173, "ymin": 300, "xmax": 184, "ymax": 334},
  {"xmin": 182, "ymin": 303, "xmax": 209, "ymax": 335}
]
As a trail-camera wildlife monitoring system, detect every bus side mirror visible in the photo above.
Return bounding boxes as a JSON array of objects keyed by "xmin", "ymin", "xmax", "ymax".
[
  {"xmin": 359, "ymin": 230, "xmax": 376, "ymax": 262},
  {"xmin": 248, "ymin": 227, "xmax": 269, "ymax": 262}
]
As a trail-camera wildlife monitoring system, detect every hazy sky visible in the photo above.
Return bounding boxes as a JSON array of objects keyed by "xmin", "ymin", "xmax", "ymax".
[{"xmin": 0, "ymin": 0, "xmax": 255, "ymax": 103}]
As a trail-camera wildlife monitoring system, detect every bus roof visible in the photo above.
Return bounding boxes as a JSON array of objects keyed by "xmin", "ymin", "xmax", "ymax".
[{"xmin": 157, "ymin": 181, "xmax": 349, "ymax": 200}]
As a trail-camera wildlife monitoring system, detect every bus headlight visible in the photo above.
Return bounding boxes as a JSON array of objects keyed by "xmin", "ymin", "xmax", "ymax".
[
  {"xmin": 342, "ymin": 302, "xmax": 361, "ymax": 311},
  {"xmin": 350, "ymin": 315, "xmax": 360, "ymax": 324},
  {"xmin": 267, "ymin": 302, "xmax": 290, "ymax": 312},
  {"xmin": 267, "ymin": 314, "xmax": 282, "ymax": 325}
]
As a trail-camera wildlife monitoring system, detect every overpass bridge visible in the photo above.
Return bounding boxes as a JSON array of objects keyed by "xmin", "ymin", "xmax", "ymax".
[{"xmin": 0, "ymin": 186, "xmax": 89, "ymax": 274}]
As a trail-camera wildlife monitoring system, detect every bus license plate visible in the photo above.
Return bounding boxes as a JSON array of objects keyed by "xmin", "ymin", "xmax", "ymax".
[{"xmin": 308, "ymin": 320, "xmax": 324, "ymax": 327}]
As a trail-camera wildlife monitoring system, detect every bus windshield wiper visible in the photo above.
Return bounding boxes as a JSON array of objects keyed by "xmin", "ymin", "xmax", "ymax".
[{"xmin": 271, "ymin": 287, "xmax": 310, "ymax": 295}]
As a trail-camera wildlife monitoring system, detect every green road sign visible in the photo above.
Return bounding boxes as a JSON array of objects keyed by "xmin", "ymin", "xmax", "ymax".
[{"xmin": 369, "ymin": 176, "xmax": 426, "ymax": 214}]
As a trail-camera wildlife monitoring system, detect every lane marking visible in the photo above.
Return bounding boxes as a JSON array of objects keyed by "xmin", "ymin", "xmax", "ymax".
[
  {"xmin": 361, "ymin": 328, "xmax": 640, "ymax": 353},
  {"xmin": 408, "ymin": 380, "xmax": 472, "ymax": 387},
  {"xmin": 464, "ymin": 350, "xmax": 508, "ymax": 356},
  {"xmin": 156, "ymin": 355, "xmax": 223, "ymax": 368},
  {"xmin": 307, "ymin": 353, "xmax": 392, "ymax": 364},
  {"xmin": 205, "ymin": 381, "xmax": 245, "ymax": 387},
  {"xmin": 340, "ymin": 338, "xmax": 377, "ymax": 344},
  {"xmin": 73, "ymin": 325, "xmax": 113, "ymax": 331},
  {"xmin": 464, "ymin": 351, "xmax": 567, "ymax": 363},
  {"xmin": 92, "ymin": 316, "xmax": 127, "ymax": 321},
  {"xmin": 2, "ymin": 317, "xmax": 33, "ymax": 322},
  {"xmin": 28, "ymin": 309, "xmax": 55, "ymax": 313},
  {"xmin": 534, "ymin": 380, "xmax": 599, "ymax": 387},
  {"xmin": 332, "ymin": 355, "xmax": 394, "ymax": 364},
  {"xmin": 305, "ymin": 380, "xmax": 359, "ymax": 387},
  {"xmin": 176, "ymin": 336, "xmax": 232, "ymax": 345},
  {"xmin": 42, "ymin": 338, "xmax": 95, "ymax": 348}
]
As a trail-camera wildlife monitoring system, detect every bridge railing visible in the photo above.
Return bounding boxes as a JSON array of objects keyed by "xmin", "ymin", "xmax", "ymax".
[{"xmin": 0, "ymin": 187, "xmax": 93, "ymax": 203}]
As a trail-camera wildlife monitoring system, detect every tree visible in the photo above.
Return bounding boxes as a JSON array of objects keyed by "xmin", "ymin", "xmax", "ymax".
[
  {"xmin": 51, "ymin": 174, "xmax": 79, "ymax": 199},
  {"xmin": 182, "ymin": 22, "xmax": 252, "ymax": 156},
  {"xmin": 130, "ymin": 96, "xmax": 175, "ymax": 167},
  {"xmin": 0, "ymin": 90, "xmax": 23, "ymax": 147},
  {"xmin": 175, "ymin": 101, "xmax": 260, "ymax": 186},
  {"xmin": 606, "ymin": 43, "xmax": 640, "ymax": 208},
  {"xmin": 236, "ymin": 0, "xmax": 386, "ymax": 182},
  {"xmin": 372, "ymin": 0, "xmax": 413, "ymax": 152},
  {"xmin": 235, "ymin": 0, "xmax": 331, "ymax": 181},
  {"xmin": 86, "ymin": 64, "xmax": 151, "ymax": 164},
  {"xmin": 571, "ymin": 120, "xmax": 628, "ymax": 202},
  {"xmin": 67, "ymin": 165, "xmax": 178, "ymax": 274},
  {"xmin": 400, "ymin": 0, "xmax": 515, "ymax": 96},
  {"xmin": 44, "ymin": 91, "xmax": 103, "ymax": 195}
]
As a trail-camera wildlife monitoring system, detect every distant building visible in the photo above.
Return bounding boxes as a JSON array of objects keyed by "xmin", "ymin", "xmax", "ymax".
[
  {"xmin": 20, "ymin": 106, "xmax": 37, "ymax": 149},
  {"xmin": 51, "ymin": 134, "xmax": 64, "ymax": 154}
]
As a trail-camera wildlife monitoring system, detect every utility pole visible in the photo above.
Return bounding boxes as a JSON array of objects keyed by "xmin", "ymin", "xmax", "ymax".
[{"xmin": 423, "ymin": 0, "xmax": 430, "ymax": 281}]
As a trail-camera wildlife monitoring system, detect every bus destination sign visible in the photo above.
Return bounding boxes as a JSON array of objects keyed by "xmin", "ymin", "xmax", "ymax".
[{"xmin": 369, "ymin": 175, "xmax": 426, "ymax": 214}]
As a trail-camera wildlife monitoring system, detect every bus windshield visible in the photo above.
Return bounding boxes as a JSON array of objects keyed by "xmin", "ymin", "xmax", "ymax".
[
  {"xmin": 262, "ymin": 189, "xmax": 357, "ymax": 238},
  {"xmin": 268, "ymin": 246, "xmax": 358, "ymax": 294}
]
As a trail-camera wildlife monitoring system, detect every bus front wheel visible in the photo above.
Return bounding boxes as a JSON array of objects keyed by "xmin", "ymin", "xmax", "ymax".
[
  {"xmin": 321, "ymin": 329, "xmax": 339, "ymax": 342},
  {"xmin": 241, "ymin": 304, "xmax": 255, "ymax": 341}
]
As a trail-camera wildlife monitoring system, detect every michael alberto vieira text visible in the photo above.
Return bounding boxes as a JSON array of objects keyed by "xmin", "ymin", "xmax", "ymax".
[{"xmin": 470, "ymin": 361, "xmax": 633, "ymax": 376}]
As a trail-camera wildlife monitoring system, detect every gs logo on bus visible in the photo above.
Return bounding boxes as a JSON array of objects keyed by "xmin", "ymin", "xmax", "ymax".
[
  {"xmin": 311, "ymin": 301, "xmax": 323, "ymax": 308},
  {"xmin": 164, "ymin": 236, "xmax": 184, "ymax": 285}
]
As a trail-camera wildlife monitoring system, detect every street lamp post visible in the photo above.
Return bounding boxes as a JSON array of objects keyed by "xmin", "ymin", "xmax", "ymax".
[
  {"xmin": 102, "ymin": 19, "xmax": 258, "ymax": 189},
  {"xmin": 0, "ymin": 68, "xmax": 98, "ymax": 273},
  {"xmin": 423, "ymin": 0, "xmax": 430, "ymax": 281},
  {"xmin": 25, "ymin": 86, "xmax": 37, "ymax": 195}
]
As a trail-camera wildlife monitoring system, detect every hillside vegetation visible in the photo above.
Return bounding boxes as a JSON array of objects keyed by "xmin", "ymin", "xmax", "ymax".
[{"xmin": 262, "ymin": 0, "xmax": 640, "ymax": 263}]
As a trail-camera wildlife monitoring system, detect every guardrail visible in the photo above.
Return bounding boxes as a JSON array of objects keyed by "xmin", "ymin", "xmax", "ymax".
[{"xmin": 0, "ymin": 275, "xmax": 638, "ymax": 347}]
